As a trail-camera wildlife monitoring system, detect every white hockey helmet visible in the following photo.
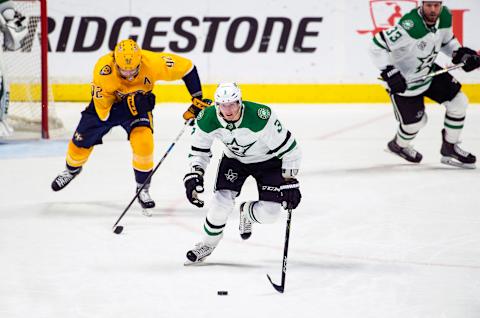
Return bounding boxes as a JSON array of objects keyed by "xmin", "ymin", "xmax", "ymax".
[
  {"xmin": 421, "ymin": 0, "xmax": 444, "ymax": 4},
  {"xmin": 214, "ymin": 82, "xmax": 242, "ymax": 106}
]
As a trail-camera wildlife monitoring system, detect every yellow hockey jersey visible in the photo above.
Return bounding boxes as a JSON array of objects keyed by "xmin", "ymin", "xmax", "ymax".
[{"xmin": 91, "ymin": 50, "xmax": 194, "ymax": 121}]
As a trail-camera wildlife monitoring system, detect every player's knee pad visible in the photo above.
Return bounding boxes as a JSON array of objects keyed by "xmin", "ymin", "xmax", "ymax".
[
  {"xmin": 401, "ymin": 113, "xmax": 428, "ymax": 134},
  {"xmin": 207, "ymin": 190, "xmax": 237, "ymax": 224},
  {"xmin": 444, "ymin": 91, "xmax": 468, "ymax": 118},
  {"xmin": 130, "ymin": 126, "xmax": 154, "ymax": 171},
  {"xmin": 66, "ymin": 140, "xmax": 93, "ymax": 167},
  {"xmin": 253, "ymin": 201, "xmax": 282, "ymax": 224}
]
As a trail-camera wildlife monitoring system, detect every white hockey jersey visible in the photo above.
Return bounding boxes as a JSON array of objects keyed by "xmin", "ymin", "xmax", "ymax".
[
  {"xmin": 370, "ymin": 6, "xmax": 460, "ymax": 97},
  {"xmin": 189, "ymin": 101, "xmax": 301, "ymax": 171}
]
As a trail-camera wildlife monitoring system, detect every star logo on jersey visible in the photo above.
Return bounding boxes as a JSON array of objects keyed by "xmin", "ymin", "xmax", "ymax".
[
  {"xmin": 226, "ymin": 138, "xmax": 255, "ymax": 157},
  {"xmin": 401, "ymin": 19, "xmax": 414, "ymax": 31},
  {"xmin": 224, "ymin": 169, "xmax": 238, "ymax": 183},
  {"xmin": 416, "ymin": 47, "xmax": 438, "ymax": 74}
]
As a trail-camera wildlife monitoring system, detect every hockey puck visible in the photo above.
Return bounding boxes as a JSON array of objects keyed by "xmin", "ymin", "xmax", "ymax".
[
  {"xmin": 113, "ymin": 226, "xmax": 123, "ymax": 234},
  {"xmin": 217, "ymin": 291, "xmax": 228, "ymax": 296}
]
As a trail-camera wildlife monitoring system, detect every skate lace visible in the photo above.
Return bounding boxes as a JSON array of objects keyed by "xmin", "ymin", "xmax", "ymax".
[
  {"xmin": 240, "ymin": 214, "xmax": 252, "ymax": 233},
  {"xmin": 239, "ymin": 204, "xmax": 252, "ymax": 233},
  {"xmin": 55, "ymin": 171, "xmax": 74, "ymax": 187},
  {"xmin": 453, "ymin": 144, "xmax": 470, "ymax": 157},
  {"xmin": 138, "ymin": 189, "xmax": 153, "ymax": 203},
  {"xmin": 193, "ymin": 243, "xmax": 213, "ymax": 257},
  {"xmin": 403, "ymin": 147, "xmax": 417, "ymax": 158}
]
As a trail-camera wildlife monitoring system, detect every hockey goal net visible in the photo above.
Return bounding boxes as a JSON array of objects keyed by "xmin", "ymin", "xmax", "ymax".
[{"xmin": 2, "ymin": 0, "xmax": 62, "ymax": 138}]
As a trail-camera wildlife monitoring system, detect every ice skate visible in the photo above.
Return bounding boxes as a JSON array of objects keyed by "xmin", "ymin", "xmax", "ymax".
[
  {"xmin": 440, "ymin": 129, "xmax": 476, "ymax": 169},
  {"xmin": 51, "ymin": 167, "xmax": 82, "ymax": 191},
  {"xmin": 185, "ymin": 242, "xmax": 216, "ymax": 265},
  {"xmin": 137, "ymin": 186, "xmax": 155, "ymax": 217},
  {"xmin": 239, "ymin": 202, "xmax": 252, "ymax": 240},
  {"xmin": 387, "ymin": 138, "xmax": 422, "ymax": 163}
]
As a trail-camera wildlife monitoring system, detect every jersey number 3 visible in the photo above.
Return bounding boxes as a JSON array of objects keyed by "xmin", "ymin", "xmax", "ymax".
[
  {"xmin": 385, "ymin": 26, "xmax": 402, "ymax": 43},
  {"xmin": 274, "ymin": 120, "xmax": 283, "ymax": 133}
]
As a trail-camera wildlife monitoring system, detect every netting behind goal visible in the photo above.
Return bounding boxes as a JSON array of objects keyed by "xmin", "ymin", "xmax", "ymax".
[{"xmin": 2, "ymin": 0, "xmax": 63, "ymax": 138}]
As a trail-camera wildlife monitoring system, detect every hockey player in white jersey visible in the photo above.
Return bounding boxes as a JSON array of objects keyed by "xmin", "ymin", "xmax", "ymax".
[
  {"xmin": 183, "ymin": 83, "xmax": 301, "ymax": 264},
  {"xmin": 370, "ymin": 0, "xmax": 479, "ymax": 168},
  {"xmin": 0, "ymin": 0, "xmax": 27, "ymax": 137}
]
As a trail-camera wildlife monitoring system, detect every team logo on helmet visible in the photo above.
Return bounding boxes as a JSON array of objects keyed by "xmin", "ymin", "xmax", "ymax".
[
  {"xmin": 100, "ymin": 65, "xmax": 112, "ymax": 75},
  {"xmin": 357, "ymin": 0, "xmax": 418, "ymax": 35},
  {"xmin": 257, "ymin": 108, "xmax": 271, "ymax": 120}
]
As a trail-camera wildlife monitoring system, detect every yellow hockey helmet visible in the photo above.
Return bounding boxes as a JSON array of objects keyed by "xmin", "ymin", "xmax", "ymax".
[{"xmin": 114, "ymin": 39, "xmax": 142, "ymax": 71}]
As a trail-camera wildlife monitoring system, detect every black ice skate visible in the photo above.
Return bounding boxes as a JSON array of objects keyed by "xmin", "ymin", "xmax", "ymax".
[
  {"xmin": 185, "ymin": 242, "xmax": 216, "ymax": 265},
  {"xmin": 387, "ymin": 138, "xmax": 422, "ymax": 163},
  {"xmin": 440, "ymin": 129, "xmax": 476, "ymax": 169},
  {"xmin": 239, "ymin": 202, "xmax": 252, "ymax": 240},
  {"xmin": 51, "ymin": 167, "xmax": 82, "ymax": 191},
  {"xmin": 137, "ymin": 186, "xmax": 155, "ymax": 217}
]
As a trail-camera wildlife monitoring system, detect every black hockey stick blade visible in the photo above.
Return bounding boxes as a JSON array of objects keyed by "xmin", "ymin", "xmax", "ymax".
[
  {"xmin": 266, "ymin": 274, "xmax": 284, "ymax": 293},
  {"xmin": 113, "ymin": 225, "xmax": 124, "ymax": 234}
]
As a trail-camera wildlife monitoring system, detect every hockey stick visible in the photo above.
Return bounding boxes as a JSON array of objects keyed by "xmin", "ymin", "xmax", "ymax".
[
  {"xmin": 406, "ymin": 63, "xmax": 464, "ymax": 84},
  {"xmin": 112, "ymin": 118, "xmax": 193, "ymax": 234},
  {"xmin": 266, "ymin": 208, "xmax": 293, "ymax": 293},
  {"xmin": 377, "ymin": 63, "xmax": 464, "ymax": 83}
]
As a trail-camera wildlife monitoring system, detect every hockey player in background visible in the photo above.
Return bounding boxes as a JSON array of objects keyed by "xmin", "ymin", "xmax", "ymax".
[
  {"xmin": 370, "ymin": 0, "xmax": 480, "ymax": 168},
  {"xmin": 183, "ymin": 83, "xmax": 301, "ymax": 264},
  {"xmin": 51, "ymin": 39, "xmax": 210, "ymax": 213},
  {"xmin": 0, "ymin": 0, "xmax": 27, "ymax": 136}
]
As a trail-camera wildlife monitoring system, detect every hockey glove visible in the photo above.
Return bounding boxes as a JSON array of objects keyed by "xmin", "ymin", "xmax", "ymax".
[
  {"xmin": 126, "ymin": 92, "xmax": 156, "ymax": 116},
  {"xmin": 452, "ymin": 47, "xmax": 480, "ymax": 72},
  {"xmin": 280, "ymin": 179, "xmax": 301, "ymax": 210},
  {"xmin": 183, "ymin": 98, "xmax": 212, "ymax": 121},
  {"xmin": 107, "ymin": 92, "xmax": 156, "ymax": 124},
  {"xmin": 184, "ymin": 166, "xmax": 205, "ymax": 208},
  {"xmin": 381, "ymin": 65, "xmax": 407, "ymax": 95}
]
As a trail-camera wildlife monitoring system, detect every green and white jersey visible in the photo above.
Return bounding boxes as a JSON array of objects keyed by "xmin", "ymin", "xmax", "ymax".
[
  {"xmin": 189, "ymin": 101, "xmax": 301, "ymax": 170},
  {"xmin": 370, "ymin": 6, "xmax": 460, "ymax": 97}
]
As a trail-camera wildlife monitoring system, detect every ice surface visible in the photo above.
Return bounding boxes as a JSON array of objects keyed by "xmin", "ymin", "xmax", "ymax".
[{"xmin": 1, "ymin": 103, "xmax": 479, "ymax": 318}]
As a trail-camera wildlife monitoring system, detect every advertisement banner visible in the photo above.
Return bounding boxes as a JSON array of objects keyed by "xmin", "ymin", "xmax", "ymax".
[{"xmin": 7, "ymin": 0, "xmax": 480, "ymax": 102}]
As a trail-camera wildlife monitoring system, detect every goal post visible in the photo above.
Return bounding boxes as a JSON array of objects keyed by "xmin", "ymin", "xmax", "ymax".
[{"xmin": 40, "ymin": 0, "xmax": 48, "ymax": 138}]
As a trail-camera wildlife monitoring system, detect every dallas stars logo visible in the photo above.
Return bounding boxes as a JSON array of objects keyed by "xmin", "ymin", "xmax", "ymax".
[
  {"xmin": 226, "ymin": 138, "xmax": 255, "ymax": 157},
  {"xmin": 416, "ymin": 47, "xmax": 438, "ymax": 74},
  {"xmin": 224, "ymin": 169, "xmax": 238, "ymax": 183}
]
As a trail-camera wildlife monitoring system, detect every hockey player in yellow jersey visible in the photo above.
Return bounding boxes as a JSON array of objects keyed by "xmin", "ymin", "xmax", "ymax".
[{"xmin": 51, "ymin": 39, "xmax": 210, "ymax": 213}]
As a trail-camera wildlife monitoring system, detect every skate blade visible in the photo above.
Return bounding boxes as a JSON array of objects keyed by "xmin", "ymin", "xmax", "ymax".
[
  {"xmin": 384, "ymin": 148, "xmax": 420, "ymax": 163},
  {"xmin": 141, "ymin": 208, "xmax": 153, "ymax": 217},
  {"xmin": 184, "ymin": 258, "xmax": 206, "ymax": 266},
  {"xmin": 441, "ymin": 157, "xmax": 476, "ymax": 169}
]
